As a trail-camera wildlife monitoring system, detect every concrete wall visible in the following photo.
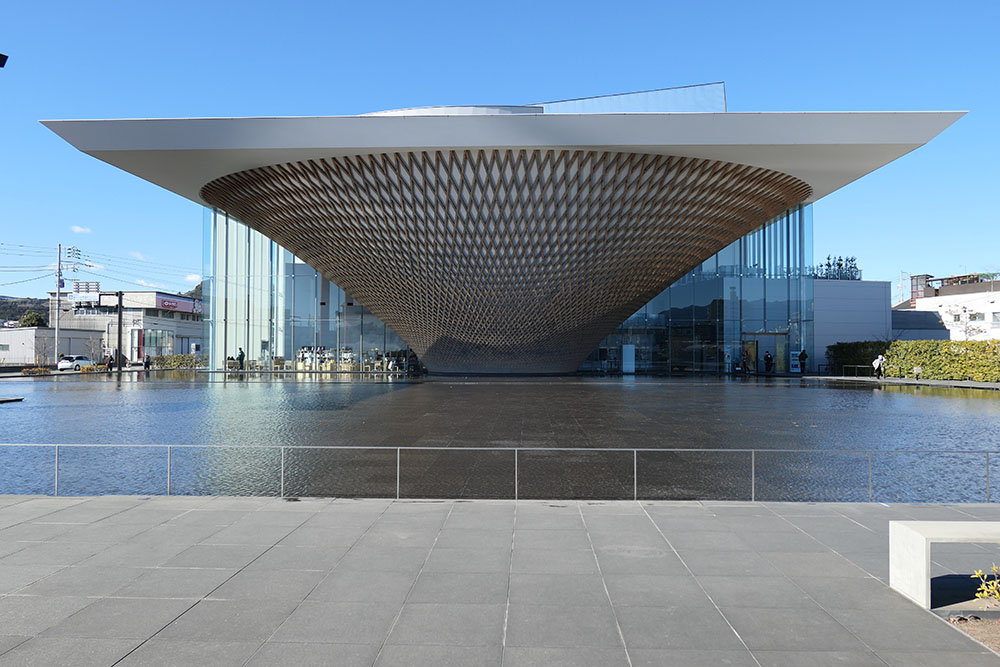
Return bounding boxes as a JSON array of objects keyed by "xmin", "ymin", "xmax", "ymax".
[
  {"xmin": 0, "ymin": 327, "xmax": 104, "ymax": 366},
  {"xmin": 813, "ymin": 279, "xmax": 891, "ymax": 369}
]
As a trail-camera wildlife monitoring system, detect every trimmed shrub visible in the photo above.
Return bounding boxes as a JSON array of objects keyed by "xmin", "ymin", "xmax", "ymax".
[
  {"xmin": 20, "ymin": 367, "xmax": 51, "ymax": 376},
  {"xmin": 150, "ymin": 354, "xmax": 207, "ymax": 369},
  {"xmin": 885, "ymin": 339, "xmax": 1000, "ymax": 382},
  {"xmin": 826, "ymin": 341, "xmax": 888, "ymax": 375}
]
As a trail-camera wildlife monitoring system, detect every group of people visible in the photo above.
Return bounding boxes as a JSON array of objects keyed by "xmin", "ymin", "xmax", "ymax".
[
  {"xmin": 730, "ymin": 349, "xmax": 808, "ymax": 375},
  {"xmin": 101, "ymin": 353, "xmax": 153, "ymax": 372}
]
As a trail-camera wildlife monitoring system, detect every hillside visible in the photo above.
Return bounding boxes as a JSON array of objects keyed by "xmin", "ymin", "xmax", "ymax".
[{"xmin": 0, "ymin": 297, "xmax": 48, "ymax": 325}]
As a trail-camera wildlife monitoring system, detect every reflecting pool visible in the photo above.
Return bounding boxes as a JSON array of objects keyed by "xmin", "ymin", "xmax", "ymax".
[{"xmin": 1, "ymin": 373, "xmax": 998, "ymax": 501}]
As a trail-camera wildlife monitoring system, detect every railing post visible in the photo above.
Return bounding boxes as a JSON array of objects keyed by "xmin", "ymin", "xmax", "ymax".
[
  {"xmin": 514, "ymin": 449, "xmax": 519, "ymax": 501},
  {"xmin": 751, "ymin": 450, "xmax": 755, "ymax": 502},
  {"xmin": 988, "ymin": 452, "xmax": 991, "ymax": 503},
  {"xmin": 868, "ymin": 451, "xmax": 873, "ymax": 502},
  {"xmin": 166, "ymin": 446, "xmax": 171, "ymax": 496},
  {"xmin": 280, "ymin": 447, "xmax": 285, "ymax": 498},
  {"xmin": 54, "ymin": 445, "xmax": 59, "ymax": 497},
  {"xmin": 396, "ymin": 448, "xmax": 400, "ymax": 500},
  {"xmin": 633, "ymin": 450, "xmax": 638, "ymax": 501}
]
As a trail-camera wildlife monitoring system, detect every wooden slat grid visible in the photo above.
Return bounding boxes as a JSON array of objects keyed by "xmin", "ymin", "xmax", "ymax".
[{"xmin": 201, "ymin": 150, "xmax": 811, "ymax": 374}]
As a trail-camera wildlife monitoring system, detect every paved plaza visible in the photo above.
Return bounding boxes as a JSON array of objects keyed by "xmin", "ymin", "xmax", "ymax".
[{"xmin": 0, "ymin": 496, "xmax": 998, "ymax": 666}]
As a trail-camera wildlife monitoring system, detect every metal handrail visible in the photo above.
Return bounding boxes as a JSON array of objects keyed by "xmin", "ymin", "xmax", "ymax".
[{"xmin": 0, "ymin": 443, "xmax": 994, "ymax": 502}]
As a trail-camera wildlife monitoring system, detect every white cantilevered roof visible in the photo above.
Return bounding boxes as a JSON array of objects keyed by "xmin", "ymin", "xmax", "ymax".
[{"xmin": 41, "ymin": 110, "xmax": 964, "ymax": 207}]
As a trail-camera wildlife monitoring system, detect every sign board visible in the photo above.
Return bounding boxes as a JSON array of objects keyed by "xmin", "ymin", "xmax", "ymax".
[
  {"xmin": 155, "ymin": 295, "xmax": 199, "ymax": 313},
  {"xmin": 790, "ymin": 351, "xmax": 802, "ymax": 374},
  {"xmin": 68, "ymin": 293, "xmax": 99, "ymax": 303},
  {"xmin": 621, "ymin": 344, "xmax": 636, "ymax": 374}
]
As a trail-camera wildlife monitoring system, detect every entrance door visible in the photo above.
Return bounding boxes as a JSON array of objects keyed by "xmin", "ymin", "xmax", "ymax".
[
  {"xmin": 741, "ymin": 332, "xmax": 789, "ymax": 374},
  {"xmin": 740, "ymin": 339, "xmax": 758, "ymax": 374}
]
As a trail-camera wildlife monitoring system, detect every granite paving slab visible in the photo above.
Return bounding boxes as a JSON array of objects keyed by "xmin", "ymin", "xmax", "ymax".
[{"xmin": 0, "ymin": 496, "xmax": 995, "ymax": 666}]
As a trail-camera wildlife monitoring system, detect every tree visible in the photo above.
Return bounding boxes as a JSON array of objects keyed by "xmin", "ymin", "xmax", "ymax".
[
  {"xmin": 945, "ymin": 306, "xmax": 986, "ymax": 341},
  {"xmin": 17, "ymin": 311, "xmax": 46, "ymax": 328}
]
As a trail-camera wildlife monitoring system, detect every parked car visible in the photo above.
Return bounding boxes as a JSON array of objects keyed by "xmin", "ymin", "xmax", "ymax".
[{"xmin": 57, "ymin": 355, "xmax": 93, "ymax": 371}]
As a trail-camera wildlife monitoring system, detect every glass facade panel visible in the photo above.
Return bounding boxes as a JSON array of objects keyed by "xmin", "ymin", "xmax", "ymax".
[
  {"xmin": 204, "ymin": 210, "xmax": 414, "ymax": 372},
  {"xmin": 585, "ymin": 204, "xmax": 814, "ymax": 374},
  {"xmin": 205, "ymin": 204, "xmax": 813, "ymax": 375}
]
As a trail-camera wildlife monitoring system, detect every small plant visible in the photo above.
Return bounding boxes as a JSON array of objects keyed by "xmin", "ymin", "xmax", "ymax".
[
  {"xmin": 973, "ymin": 565, "xmax": 1000, "ymax": 607},
  {"xmin": 21, "ymin": 367, "xmax": 51, "ymax": 376}
]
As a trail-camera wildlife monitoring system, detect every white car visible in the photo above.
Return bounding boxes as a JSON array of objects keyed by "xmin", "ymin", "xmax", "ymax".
[{"xmin": 57, "ymin": 355, "xmax": 93, "ymax": 371}]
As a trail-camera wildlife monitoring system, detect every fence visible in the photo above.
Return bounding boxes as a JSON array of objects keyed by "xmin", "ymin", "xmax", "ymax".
[{"xmin": 0, "ymin": 444, "xmax": 996, "ymax": 503}]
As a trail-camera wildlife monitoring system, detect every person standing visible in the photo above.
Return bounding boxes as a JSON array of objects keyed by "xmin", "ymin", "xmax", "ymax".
[
  {"xmin": 798, "ymin": 349, "xmax": 808, "ymax": 374},
  {"xmin": 237, "ymin": 348, "xmax": 245, "ymax": 371},
  {"xmin": 872, "ymin": 353, "xmax": 885, "ymax": 379},
  {"xmin": 764, "ymin": 351, "xmax": 774, "ymax": 374}
]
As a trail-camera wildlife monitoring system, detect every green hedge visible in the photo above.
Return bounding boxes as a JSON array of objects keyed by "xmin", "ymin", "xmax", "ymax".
[
  {"xmin": 827, "ymin": 339, "xmax": 1000, "ymax": 381},
  {"xmin": 885, "ymin": 340, "xmax": 1000, "ymax": 382},
  {"xmin": 150, "ymin": 354, "xmax": 207, "ymax": 369},
  {"xmin": 825, "ymin": 341, "xmax": 888, "ymax": 375}
]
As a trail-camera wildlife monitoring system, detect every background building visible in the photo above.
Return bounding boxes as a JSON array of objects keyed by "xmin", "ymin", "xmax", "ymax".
[
  {"xmin": 47, "ymin": 286, "xmax": 203, "ymax": 361},
  {"xmin": 899, "ymin": 273, "xmax": 1000, "ymax": 341},
  {"xmin": 0, "ymin": 327, "xmax": 102, "ymax": 366}
]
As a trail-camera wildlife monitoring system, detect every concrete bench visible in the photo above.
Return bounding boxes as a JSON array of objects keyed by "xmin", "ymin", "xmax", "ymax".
[{"xmin": 889, "ymin": 521, "xmax": 1000, "ymax": 608}]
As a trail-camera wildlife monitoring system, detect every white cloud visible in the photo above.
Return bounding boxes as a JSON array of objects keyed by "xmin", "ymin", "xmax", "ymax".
[
  {"xmin": 129, "ymin": 251, "xmax": 145, "ymax": 260},
  {"xmin": 71, "ymin": 225, "xmax": 91, "ymax": 234},
  {"xmin": 135, "ymin": 279, "xmax": 165, "ymax": 288},
  {"xmin": 184, "ymin": 274, "xmax": 201, "ymax": 283}
]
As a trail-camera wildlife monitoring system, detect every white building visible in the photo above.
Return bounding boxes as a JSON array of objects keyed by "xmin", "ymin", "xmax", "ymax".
[
  {"xmin": 902, "ymin": 274, "xmax": 1000, "ymax": 341},
  {"xmin": 0, "ymin": 327, "xmax": 103, "ymax": 366}
]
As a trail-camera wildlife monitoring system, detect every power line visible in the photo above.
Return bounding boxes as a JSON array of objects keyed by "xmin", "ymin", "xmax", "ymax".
[
  {"xmin": 79, "ymin": 250, "xmax": 199, "ymax": 273},
  {"xmin": 0, "ymin": 272, "xmax": 55, "ymax": 287},
  {"xmin": 75, "ymin": 267, "xmax": 192, "ymax": 292}
]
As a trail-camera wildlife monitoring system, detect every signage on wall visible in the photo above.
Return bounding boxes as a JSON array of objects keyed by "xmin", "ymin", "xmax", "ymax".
[{"xmin": 155, "ymin": 295, "xmax": 200, "ymax": 314}]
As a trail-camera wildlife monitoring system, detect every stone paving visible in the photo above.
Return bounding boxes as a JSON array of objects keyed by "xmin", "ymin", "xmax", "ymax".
[{"xmin": 0, "ymin": 495, "xmax": 999, "ymax": 666}]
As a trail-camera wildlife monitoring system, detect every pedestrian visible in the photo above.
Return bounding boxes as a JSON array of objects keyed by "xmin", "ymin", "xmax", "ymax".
[
  {"xmin": 741, "ymin": 350, "xmax": 751, "ymax": 376},
  {"xmin": 105, "ymin": 354, "xmax": 113, "ymax": 373},
  {"xmin": 872, "ymin": 353, "xmax": 885, "ymax": 379},
  {"xmin": 143, "ymin": 355, "xmax": 151, "ymax": 370},
  {"xmin": 237, "ymin": 347, "xmax": 245, "ymax": 371},
  {"xmin": 798, "ymin": 349, "xmax": 808, "ymax": 374},
  {"xmin": 764, "ymin": 351, "xmax": 774, "ymax": 374},
  {"xmin": 725, "ymin": 351, "xmax": 732, "ymax": 375}
]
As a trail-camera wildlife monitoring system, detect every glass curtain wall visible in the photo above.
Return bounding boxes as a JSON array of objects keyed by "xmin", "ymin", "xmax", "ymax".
[
  {"xmin": 205, "ymin": 205, "xmax": 812, "ymax": 374},
  {"xmin": 582, "ymin": 204, "xmax": 814, "ymax": 374},
  {"xmin": 202, "ymin": 209, "xmax": 410, "ymax": 372}
]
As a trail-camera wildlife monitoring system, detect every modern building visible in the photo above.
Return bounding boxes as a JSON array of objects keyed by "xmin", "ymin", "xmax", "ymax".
[
  {"xmin": 46, "ymin": 287, "xmax": 203, "ymax": 361},
  {"xmin": 43, "ymin": 84, "xmax": 963, "ymax": 374},
  {"xmin": 898, "ymin": 273, "xmax": 1000, "ymax": 341}
]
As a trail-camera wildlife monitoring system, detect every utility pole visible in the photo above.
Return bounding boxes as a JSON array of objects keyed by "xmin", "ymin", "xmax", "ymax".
[
  {"xmin": 54, "ymin": 244, "xmax": 62, "ymax": 365},
  {"xmin": 116, "ymin": 290, "xmax": 124, "ymax": 379}
]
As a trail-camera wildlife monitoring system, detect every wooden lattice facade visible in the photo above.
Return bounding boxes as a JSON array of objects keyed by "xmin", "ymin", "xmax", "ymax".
[{"xmin": 201, "ymin": 150, "xmax": 811, "ymax": 373}]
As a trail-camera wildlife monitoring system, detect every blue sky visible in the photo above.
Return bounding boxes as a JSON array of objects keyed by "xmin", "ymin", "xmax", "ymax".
[{"xmin": 1, "ymin": 0, "xmax": 997, "ymax": 302}]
